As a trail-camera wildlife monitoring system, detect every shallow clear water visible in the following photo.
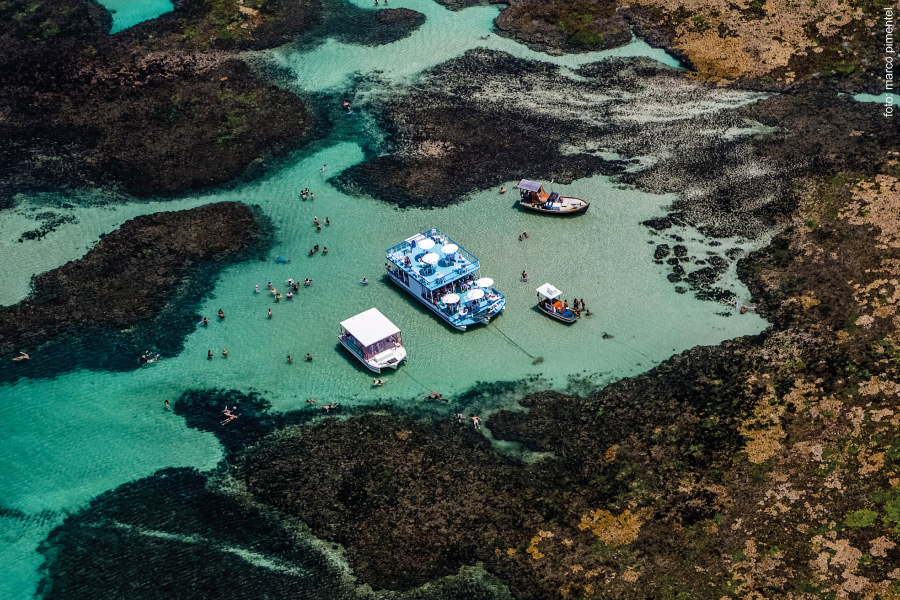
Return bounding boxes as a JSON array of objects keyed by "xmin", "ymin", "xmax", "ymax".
[
  {"xmin": 853, "ymin": 92, "xmax": 899, "ymax": 104},
  {"xmin": 267, "ymin": 0, "xmax": 680, "ymax": 92},
  {"xmin": 97, "ymin": 0, "xmax": 174, "ymax": 34},
  {"xmin": 0, "ymin": 1, "xmax": 763, "ymax": 598}
]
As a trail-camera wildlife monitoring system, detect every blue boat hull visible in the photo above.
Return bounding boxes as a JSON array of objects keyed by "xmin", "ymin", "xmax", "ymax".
[
  {"xmin": 538, "ymin": 303, "xmax": 578, "ymax": 323},
  {"xmin": 387, "ymin": 273, "xmax": 504, "ymax": 330}
]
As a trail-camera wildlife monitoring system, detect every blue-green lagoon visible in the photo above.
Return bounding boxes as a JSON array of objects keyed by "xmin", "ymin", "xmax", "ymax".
[{"xmin": 0, "ymin": 1, "xmax": 770, "ymax": 597}]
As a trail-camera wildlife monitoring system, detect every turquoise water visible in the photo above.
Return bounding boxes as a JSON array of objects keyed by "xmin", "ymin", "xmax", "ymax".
[
  {"xmin": 853, "ymin": 92, "xmax": 898, "ymax": 104},
  {"xmin": 264, "ymin": 0, "xmax": 680, "ymax": 91},
  {"xmin": 98, "ymin": 0, "xmax": 174, "ymax": 34},
  {"xmin": 0, "ymin": 1, "xmax": 765, "ymax": 598}
]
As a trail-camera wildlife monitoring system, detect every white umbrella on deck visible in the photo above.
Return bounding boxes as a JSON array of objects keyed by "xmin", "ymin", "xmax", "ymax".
[
  {"xmin": 442, "ymin": 293, "xmax": 460, "ymax": 304},
  {"xmin": 466, "ymin": 288, "xmax": 485, "ymax": 301},
  {"xmin": 441, "ymin": 243, "xmax": 458, "ymax": 254},
  {"xmin": 475, "ymin": 277, "xmax": 494, "ymax": 288},
  {"xmin": 418, "ymin": 238, "xmax": 435, "ymax": 250},
  {"xmin": 422, "ymin": 252, "xmax": 440, "ymax": 265}
]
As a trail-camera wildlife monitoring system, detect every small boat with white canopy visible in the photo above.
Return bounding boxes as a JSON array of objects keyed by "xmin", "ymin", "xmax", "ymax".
[
  {"xmin": 517, "ymin": 180, "xmax": 590, "ymax": 215},
  {"xmin": 536, "ymin": 283, "xmax": 578, "ymax": 323},
  {"xmin": 338, "ymin": 308, "xmax": 407, "ymax": 372}
]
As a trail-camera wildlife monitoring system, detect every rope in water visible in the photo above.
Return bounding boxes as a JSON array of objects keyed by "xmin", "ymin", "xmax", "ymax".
[
  {"xmin": 400, "ymin": 368, "xmax": 431, "ymax": 391},
  {"xmin": 489, "ymin": 322, "xmax": 537, "ymax": 360}
]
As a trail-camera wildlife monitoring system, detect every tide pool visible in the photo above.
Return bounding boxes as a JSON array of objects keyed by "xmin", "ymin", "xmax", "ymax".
[
  {"xmin": 853, "ymin": 92, "xmax": 898, "ymax": 104},
  {"xmin": 0, "ymin": 0, "xmax": 760, "ymax": 597},
  {"xmin": 0, "ymin": 141, "xmax": 766, "ymax": 598},
  {"xmin": 263, "ymin": 0, "xmax": 680, "ymax": 92},
  {"xmin": 98, "ymin": 0, "xmax": 174, "ymax": 34}
]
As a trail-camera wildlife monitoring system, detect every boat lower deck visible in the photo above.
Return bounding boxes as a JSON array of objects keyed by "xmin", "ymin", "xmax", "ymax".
[{"xmin": 386, "ymin": 269, "xmax": 505, "ymax": 330}]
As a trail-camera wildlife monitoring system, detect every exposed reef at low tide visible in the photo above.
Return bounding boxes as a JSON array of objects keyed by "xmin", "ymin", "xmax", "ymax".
[
  {"xmin": 0, "ymin": 0, "xmax": 426, "ymax": 205},
  {"xmin": 0, "ymin": 202, "xmax": 270, "ymax": 381}
]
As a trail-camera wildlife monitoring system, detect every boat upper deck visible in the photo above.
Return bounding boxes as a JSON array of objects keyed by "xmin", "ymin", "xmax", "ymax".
[{"xmin": 386, "ymin": 229, "xmax": 481, "ymax": 291}]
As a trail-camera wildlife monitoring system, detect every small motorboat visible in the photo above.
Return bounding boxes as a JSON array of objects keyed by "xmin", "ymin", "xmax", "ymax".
[
  {"xmin": 535, "ymin": 283, "xmax": 578, "ymax": 323},
  {"xmin": 516, "ymin": 180, "xmax": 589, "ymax": 215}
]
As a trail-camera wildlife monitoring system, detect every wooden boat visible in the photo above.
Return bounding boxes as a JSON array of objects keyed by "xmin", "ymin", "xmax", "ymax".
[
  {"xmin": 536, "ymin": 283, "xmax": 578, "ymax": 323},
  {"xmin": 517, "ymin": 180, "xmax": 589, "ymax": 215}
]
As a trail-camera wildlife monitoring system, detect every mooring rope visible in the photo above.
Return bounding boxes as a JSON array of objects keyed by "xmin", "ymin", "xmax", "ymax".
[
  {"xmin": 489, "ymin": 322, "xmax": 538, "ymax": 361},
  {"xmin": 400, "ymin": 369, "xmax": 431, "ymax": 391}
]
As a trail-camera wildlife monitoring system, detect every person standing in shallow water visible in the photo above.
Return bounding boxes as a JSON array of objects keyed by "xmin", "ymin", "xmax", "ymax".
[{"xmin": 164, "ymin": 399, "xmax": 170, "ymax": 411}]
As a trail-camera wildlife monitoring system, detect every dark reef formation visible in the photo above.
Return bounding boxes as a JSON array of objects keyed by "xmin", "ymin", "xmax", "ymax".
[
  {"xmin": 239, "ymin": 414, "xmax": 549, "ymax": 591},
  {"xmin": 0, "ymin": 0, "xmax": 426, "ymax": 205},
  {"xmin": 494, "ymin": 0, "xmax": 631, "ymax": 54},
  {"xmin": 0, "ymin": 202, "xmax": 270, "ymax": 380},
  {"xmin": 476, "ymin": 0, "xmax": 893, "ymax": 90},
  {"xmin": 337, "ymin": 49, "xmax": 796, "ymax": 238}
]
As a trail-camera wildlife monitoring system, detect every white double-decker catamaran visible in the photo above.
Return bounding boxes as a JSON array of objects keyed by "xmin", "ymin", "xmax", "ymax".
[
  {"xmin": 385, "ymin": 228, "xmax": 506, "ymax": 330},
  {"xmin": 338, "ymin": 308, "xmax": 407, "ymax": 373}
]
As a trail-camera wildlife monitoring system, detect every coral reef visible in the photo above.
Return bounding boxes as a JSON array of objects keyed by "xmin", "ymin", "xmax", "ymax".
[{"xmin": 0, "ymin": 203, "xmax": 270, "ymax": 380}]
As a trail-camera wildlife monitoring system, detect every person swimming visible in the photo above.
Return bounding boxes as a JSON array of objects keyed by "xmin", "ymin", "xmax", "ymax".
[
  {"xmin": 361, "ymin": 277, "xmax": 369, "ymax": 285},
  {"xmin": 268, "ymin": 308, "xmax": 272, "ymax": 318},
  {"xmin": 306, "ymin": 353, "xmax": 313, "ymax": 361},
  {"xmin": 12, "ymin": 352, "xmax": 30, "ymax": 361},
  {"xmin": 323, "ymin": 247, "xmax": 328, "ymax": 255},
  {"xmin": 208, "ymin": 350, "xmax": 213, "ymax": 360},
  {"xmin": 218, "ymin": 309, "xmax": 225, "ymax": 319},
  {"xmin": 287, "ymin": 355, "xmax": 293, "ymax": 363},
  {"xmin": 304, "ymin": 278, "xmax": 312, "ymax": 286},
  {"xmin": 254, "ymin": 284, "xmax": 259, "ymax": 293},
  {"xmin": 222, "ymin": 349, "xmax": 228, "ymax": 358},
  {"xmin": 325, "ymin": 217, "xmax": 330, "ymax": 225},
  {"xmin": 286, "ymin": 291, "xmax": 293, "ymax": 299},
  {"xmin": 201, "ymin": 317, "xmax": 209, "ymax": 326}
]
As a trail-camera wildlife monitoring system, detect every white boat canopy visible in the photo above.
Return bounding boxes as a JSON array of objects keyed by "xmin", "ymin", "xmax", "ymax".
[
  {"xmin": 441, "ymin": 243, "xmax": 458, "ymax": 254},
  {"xmin": 467, "ymin": 288, "xmax": 485, "ymax": 301},
  {"xmin": 475, "ymin": 277, "xmax": 494, "ymax": 288},
  {"xmin": 340, "ymin": 308, "xmax": 401, "ymax": 347},
  {"xmin": 422, "ymin": 252, "xmax": 440, "ymax": 265},
  {"xmin": 517, "ymin": 180, "xmax": 543, "ymax": 192},
  {"xmin": 441, "ymin": 293, "xmax": 460, "ymax": 304},
  {"xmin": 417, "ymin": 238, "xmax": 435, "ymax": 250},
  {"xmin": 536, "ymin": 283, "xmax": 562, "ymax": 299}
]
